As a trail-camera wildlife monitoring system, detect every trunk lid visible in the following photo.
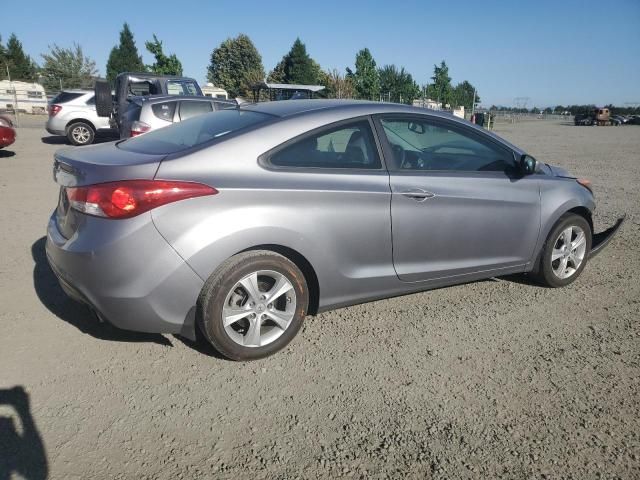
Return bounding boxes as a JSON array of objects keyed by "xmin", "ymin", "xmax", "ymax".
[{"xmin": 53, "ymin": 141, "xmax": 165, "ymax": 239}]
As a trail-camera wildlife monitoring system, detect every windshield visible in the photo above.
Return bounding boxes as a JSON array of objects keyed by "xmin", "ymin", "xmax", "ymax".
[
  {"xmin": 118, "ymin": 109, "xmax": 273, "ymax": 155},
  {"xmin": 166, "ymin": 80, "xmax": 200, "ymax": 96}
]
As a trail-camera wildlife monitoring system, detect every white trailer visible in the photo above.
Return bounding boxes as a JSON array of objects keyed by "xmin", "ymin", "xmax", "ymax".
[{"xmin": 0, "ymin": 80, "xmax": 48, "ymax": 114}]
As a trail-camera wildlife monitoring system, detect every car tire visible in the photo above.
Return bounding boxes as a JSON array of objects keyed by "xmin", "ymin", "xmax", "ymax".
[
  {"xmin": 66, "ymin": 122, "xmax": 95, "ymax": 146},
  {"xmin": 534, "ymin": 213, "xmax": 592, "ymax": 288},
  {"xmin": 198, "ymin": 250, "xmax": 309, "ymax": 361},
  {"xmin": 94, "ymin": 80, "xmax": 112, "ymax": 118}
]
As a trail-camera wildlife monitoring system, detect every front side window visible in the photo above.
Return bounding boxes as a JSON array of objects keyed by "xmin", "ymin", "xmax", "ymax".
[
  {"xmin": 380, "ymin": 117, "xmax": 514, "ymax": 172},
  {"xmin": 270, "ymin": 120, "xmax": 381, "ymax": 169}
]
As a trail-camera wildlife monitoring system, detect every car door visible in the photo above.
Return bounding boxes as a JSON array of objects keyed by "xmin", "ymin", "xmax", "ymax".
[{"xmin": 375, "ymin": 114, "xmax": 540, "ymax": 283}]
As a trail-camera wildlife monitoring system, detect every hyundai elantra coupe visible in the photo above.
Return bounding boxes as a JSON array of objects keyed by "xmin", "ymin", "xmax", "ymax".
[{"xmin": 46, "ymin": 100, "xmax": 624, "ymax": 360}]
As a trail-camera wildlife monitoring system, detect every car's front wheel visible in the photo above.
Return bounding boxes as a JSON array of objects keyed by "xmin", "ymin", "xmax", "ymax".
[
  {"xmin": 67, "ymin": 121, "xmax": 95, "ymax": 146},
  {"xmin": 535, "ymin": 213, "xmax": 592, "ymax": 287},
  {"xmin": 198, "ymin": 251, "xmax": 309, "ymax": 360}
]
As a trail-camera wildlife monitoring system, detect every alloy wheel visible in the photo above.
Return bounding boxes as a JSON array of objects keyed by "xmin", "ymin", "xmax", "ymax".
[{"xmin": 551, "ymin": 225, "xmax": 587, "ymax": 279}]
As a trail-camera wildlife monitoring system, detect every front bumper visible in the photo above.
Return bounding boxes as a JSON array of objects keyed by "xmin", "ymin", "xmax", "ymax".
[
  {"xmin": 589, "ymin": 215, "xmax": 625, "ymax": 258},
  {"xmin": 45, "ymin": 212, "xmax": 204, "ymax": 339}
]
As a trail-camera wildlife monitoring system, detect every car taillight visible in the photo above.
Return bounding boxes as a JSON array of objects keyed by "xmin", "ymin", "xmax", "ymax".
[
  {"xmin": 130, "ymin": 121, "xmax": 151, "ymax": 137},
  {"xmin": 49, "ymin": 104, "xmax": 62, "ymax": 116},
  {"xmin": 66, "ymin": 180, "xmax": 217, "ymax": 219}
]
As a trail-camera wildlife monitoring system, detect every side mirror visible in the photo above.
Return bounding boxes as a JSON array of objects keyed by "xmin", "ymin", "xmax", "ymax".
[{"xmin": 520, "ymin": 154, "xmax": 539, "ymax": 175}]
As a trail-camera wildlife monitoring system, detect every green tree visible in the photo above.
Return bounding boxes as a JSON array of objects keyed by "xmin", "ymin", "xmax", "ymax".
[
  {"xmin": 426, "ymin": 60, "xmax": 452, "ymax": 106},
  {"xmin": 378, "ymin": 65, "xmax": 420, "ymax": 104},
  {"xmin": 283, "ymin": 38, "xmax": 316, "ymax": 84},
  {"xmin": 2, "ymin": 33, "xmax": 38, "ymax": 81},
  {"xmin": 145, "ymin": 34, "xmax": 183, "ymax": 76},
  {"xmin": 321, "ymin": 68, "xmax": 354, "ymax": 99},
  {"xmin": 268, "ymin": 38, "xmax": 322, "ymax": 85},
  {"xmin": 207, "ymin": 34, "xmax": 265, "ymax": 98},
  {"xmin": 347, "ymin": 48, "xmax": 380, "ymax": 100},
  {"xmin": 40, "ymin": 43, "xmax": 98, "ymax": 92},
  {"xmin": 451, "ymin": 80, "xmax": 479, "ymax": 109},
  {"xmin": 106, "ymin": 23, "xmax": 146, "ymax": 83}
]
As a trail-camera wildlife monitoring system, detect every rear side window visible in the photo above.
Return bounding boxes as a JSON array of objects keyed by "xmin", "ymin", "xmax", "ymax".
[
  {"xmin": 269, "ymin": 120, "xmax": 381, "ymax": 169},
  {"xmin": 179, "ymin": 101, "xmax": 213, "ymax": 121},
  {"xmin": 50, "ymin": 92, "xmax": 84, "ymax": 104},
  {"xmin": 167, "ymin": 80, "xmax": 200, "ymax": 96},
  {"xmin": 85, "ymin": 95, "xmax": 96, "ymax": 105},
  {"xmin": 152, "ymin": 101, "xmax": 177, "ymax": 122},
  {"xmin": 119, "ymin": 109, "xmax": 272, "ymax": 155}
]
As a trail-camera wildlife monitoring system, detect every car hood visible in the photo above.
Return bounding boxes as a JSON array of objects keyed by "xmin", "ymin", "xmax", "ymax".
[{"xmin": 544, "ymin": 163, "xmax": 575, "ymax": 179}]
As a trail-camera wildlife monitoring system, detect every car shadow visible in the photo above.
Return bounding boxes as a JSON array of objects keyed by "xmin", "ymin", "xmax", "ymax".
[
  {"xmin": 0, "ymin": 386, "xmax": 48, "ymax": 480},
  {"xmin": 0, "ymin": 150, "xmax": 16, "ymax": 157},
  {"xmin": 498, "ymin": 273, "xmax": 542, "ymax": 287},
  {"xmin": 31, "ymin": 237, "xmax": 172, "ymax": 346}
]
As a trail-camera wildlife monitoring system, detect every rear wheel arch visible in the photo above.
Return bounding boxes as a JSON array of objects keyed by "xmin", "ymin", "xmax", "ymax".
[{"xmin": 66, "ymin": 118, "xmax": 96, "ymax": 132}]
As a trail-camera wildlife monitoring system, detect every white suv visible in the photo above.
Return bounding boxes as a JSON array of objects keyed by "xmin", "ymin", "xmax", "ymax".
[{"xmin": 46, "ymin": 90, "xmax": 115, "ymax": 145}]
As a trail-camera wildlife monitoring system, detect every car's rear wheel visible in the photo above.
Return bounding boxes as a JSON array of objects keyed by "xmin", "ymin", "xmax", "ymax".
[
  {"xmin": 67, "ymin": 121, "xmax": 95, "ymax": 146},
  {"xmin": 535, "ymin": 213, "xmax": 592, "ymax": 288},
  {"xmin": 198, "ymin": 251, "xmax": 309, "ymax": 361}
]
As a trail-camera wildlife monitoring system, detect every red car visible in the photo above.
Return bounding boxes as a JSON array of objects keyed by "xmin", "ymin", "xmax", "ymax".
[{"xmin": 0, "ymin": 115, "xmax": 16, "ymax": 149}]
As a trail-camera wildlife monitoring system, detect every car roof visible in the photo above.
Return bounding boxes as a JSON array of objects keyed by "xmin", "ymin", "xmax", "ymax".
[{"xmin": 239, "ymin": 100, "xmax": 524, "ymax": 154}]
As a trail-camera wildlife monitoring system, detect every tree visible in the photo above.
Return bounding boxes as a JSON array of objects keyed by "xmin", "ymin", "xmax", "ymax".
[
  {"xmin": 40, "ymin": 44, "xmax": 98, "ymax": 92},
  {"xmin": 451, "ymin": 80, "xmax": 479, "ymax": 110},
  {"xmin": 347, "ymin": 48, "xmax": 380, "ymax": 100},
  {"xmin": 145, "ymin": 34, "xmax": 183, "ymax": 76},
  {"xmin": 426, "ymin": 61, "xmax": 452, "ymax": 106},
  {"xmin": 268, "ymin": 38, "xmax": 322, "ymax": 85},
  {"xmin": 322, "ymin": 68, "xmax": 354, "ymax": 99},
  {"xmin": 106, "ymin": 23, "xmax": 146, "ymax": 83},
  {"xmin": 207, "ymin": 34, "xmax": 265, "ymax": 98},
  {"xmin": 2, "ymin": 34, "xmax": 38, "ymax": 81},
  {"xmin": 378, "ymin": 65, "xmax": 420, "ymax": 104}
]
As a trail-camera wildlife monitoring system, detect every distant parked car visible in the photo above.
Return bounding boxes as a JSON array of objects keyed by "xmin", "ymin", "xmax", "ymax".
[
  {"xmin": 94, "ymin": 72, "xmax": 205, "ymax": 137},
  {"xmin": 119, "ymin": 95, "xmax": 234, "ymax": 138},
  {"xmin": 0, "ymin": 114, "xmax": 16, "ymax": 149},
  {"xmin": 46, "ymin": 100, "xmax": 625, "ymax": 360},
  {"xmin": 46, "ymin": 90, "xmax": 115, "ymax": 146}
]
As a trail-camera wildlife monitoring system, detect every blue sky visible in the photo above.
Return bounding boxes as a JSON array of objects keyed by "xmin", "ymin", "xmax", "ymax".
[{"xmin": 3, "ymin": 0, "xmax": 639, "ymax": 107}]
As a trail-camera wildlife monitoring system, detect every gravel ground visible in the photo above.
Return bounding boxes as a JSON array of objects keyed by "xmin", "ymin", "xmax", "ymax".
[{"xmin": 1, "ymin": 116, "xmax": 638, "ymax": 479}]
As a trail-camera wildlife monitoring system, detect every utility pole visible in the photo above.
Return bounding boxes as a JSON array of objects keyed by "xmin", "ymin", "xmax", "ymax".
[
  {"xmin": 471, "ymin": 88, "xmax": 476, "ymax": 116},
  {"xmin": 6, "ymin": 64, "xmax": 19, "ymax": 127}
]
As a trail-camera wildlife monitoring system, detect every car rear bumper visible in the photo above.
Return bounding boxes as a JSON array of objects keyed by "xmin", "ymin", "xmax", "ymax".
[
  {"xmin": 589, "ymin": 215, "xmax": 625, "ymax": 258},
  {"xmin": 45, "ymin": 212, "xmax": 204, "ymax": 339}
]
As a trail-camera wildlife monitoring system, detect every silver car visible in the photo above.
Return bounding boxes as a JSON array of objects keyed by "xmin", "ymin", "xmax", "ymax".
[
  {"xmin": 119, "ymin": 95, "xmax": 235, "ymax": 138},
  {"xmin": 46, "ymin": 90, "xmax": 115, "ymax": 145},
  {"xmin": 46, "ymin": 100, "xmax": 624, "ymax": 360}
]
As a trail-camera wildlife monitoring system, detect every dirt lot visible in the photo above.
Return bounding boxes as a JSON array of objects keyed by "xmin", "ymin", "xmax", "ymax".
[{"xmin": 1, "ymin": 116, "xmax": 638, "ymax": 479}]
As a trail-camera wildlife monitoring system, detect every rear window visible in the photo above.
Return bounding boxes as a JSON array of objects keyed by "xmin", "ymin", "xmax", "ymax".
[
  {"xmin": 118, "ymin": 109, "xmax": 272, "ymax": 155},
  {"xmin": 166, "ymin": 80, "xmax": 200, "ymax": 96},
  {"xmin": 50, "ymin": 92, "xmax": 84, "ymax": 104}
]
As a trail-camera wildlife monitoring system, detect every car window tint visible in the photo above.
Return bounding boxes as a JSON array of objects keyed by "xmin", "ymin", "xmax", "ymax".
[
  {"xmin": 381, "ymin": 118, "xmax": 513, "ymax": 172},
  {"xmin": 179, "ymin": 101, "xmax": 213, "ymax": 121},
  {"xmin": 50, "ymin": 92, "xmax": 84, "ymax": 104},
  {"xmin": 118, "ymin": 109, "xmax": 272, "ymax": 155},
  {"xmin": 152, "ymin": 101, "xmax": 177, "ymax": 122},
  {"xmin": 270, "ymin": 121, "xmax": 381, "ymax": 169}
]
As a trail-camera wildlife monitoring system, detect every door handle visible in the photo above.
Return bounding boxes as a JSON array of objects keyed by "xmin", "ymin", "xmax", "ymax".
[{"xmin": 400, "ymin": 189, "xmax": 436, "ymax": 201}]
